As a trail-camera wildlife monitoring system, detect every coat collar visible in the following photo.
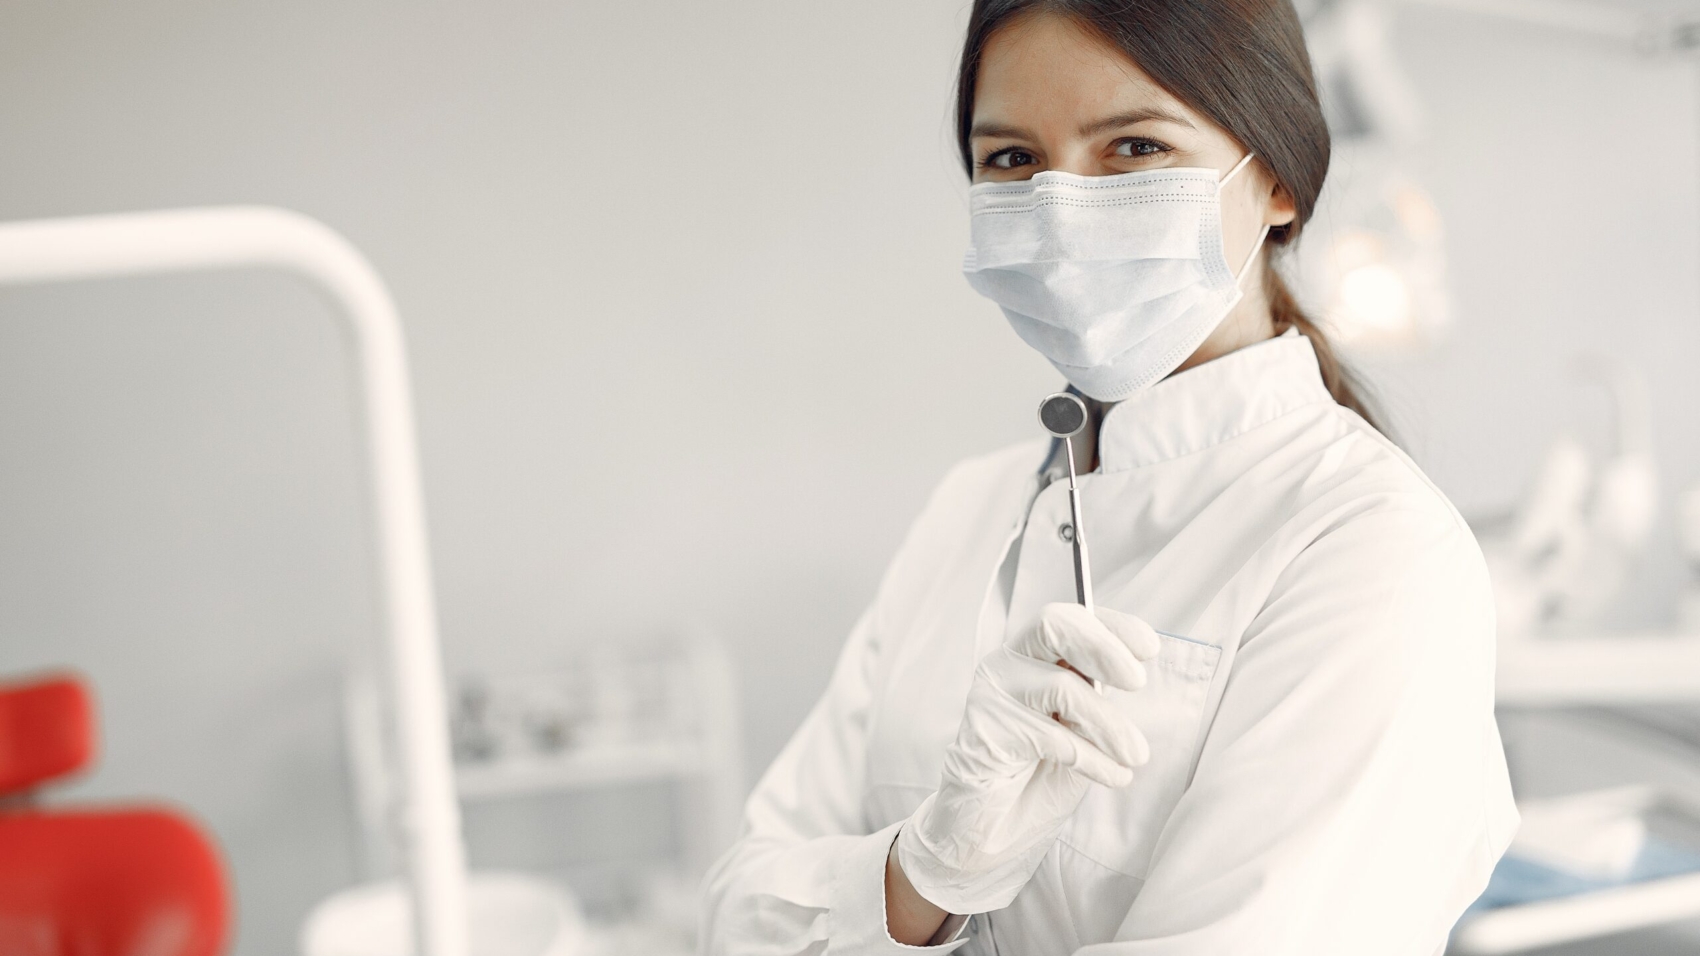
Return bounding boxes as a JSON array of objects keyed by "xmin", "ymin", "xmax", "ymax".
[{"xmin": 1042, "ymin": 329, "xmax": 1336, "ymax": 477}]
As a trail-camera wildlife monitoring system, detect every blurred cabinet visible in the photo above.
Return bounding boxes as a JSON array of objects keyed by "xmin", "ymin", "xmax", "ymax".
[{"xmin": 340, "ymin": 628, "xmax": 743, "ymax": 952}]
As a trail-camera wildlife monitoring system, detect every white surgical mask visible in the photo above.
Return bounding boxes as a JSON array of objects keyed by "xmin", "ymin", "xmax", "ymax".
[{"xmin": 963, "ymin": 153, "xmax": 1270, "ymax": 402}]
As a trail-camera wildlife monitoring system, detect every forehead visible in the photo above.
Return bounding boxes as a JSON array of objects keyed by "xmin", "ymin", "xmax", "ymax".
[{"xmin": 973, "ymin": 13, "xmax": 1203, "ymax": 127}]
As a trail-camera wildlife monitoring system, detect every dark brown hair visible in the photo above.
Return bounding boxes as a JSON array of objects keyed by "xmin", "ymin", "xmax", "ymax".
[{"xmin": 954, "ymin": 0, "xmax": 1380, "ymax": 429}]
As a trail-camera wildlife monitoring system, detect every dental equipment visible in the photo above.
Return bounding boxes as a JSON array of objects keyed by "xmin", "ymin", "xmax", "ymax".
[
  {"xmin": 0, "ymin": 207, "xmax": 468, "ymax": 956},
  {"xmin": 1477, "ymin": 356, "xmax": 1658, "ymax": 638},
  {"xmin": 1038, "ymin": 392, "xmax": 1100, "ymax": 693}
]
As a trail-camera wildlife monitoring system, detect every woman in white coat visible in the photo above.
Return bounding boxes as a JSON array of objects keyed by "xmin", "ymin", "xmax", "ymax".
[{"xmin": 702, "ymin": 1, "xmax": 1518, "ymax": 953}]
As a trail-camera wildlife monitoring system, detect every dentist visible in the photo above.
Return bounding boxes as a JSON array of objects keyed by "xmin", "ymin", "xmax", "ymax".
[{"xmin": 702, "ymin": 1, "xmax": 1517, "ymax": 953}]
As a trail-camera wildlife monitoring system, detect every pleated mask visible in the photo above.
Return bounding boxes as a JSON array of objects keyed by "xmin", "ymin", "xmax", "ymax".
[{"xmin": 963, "ymin": 152, "xmax": 1269, "ymax": 401}]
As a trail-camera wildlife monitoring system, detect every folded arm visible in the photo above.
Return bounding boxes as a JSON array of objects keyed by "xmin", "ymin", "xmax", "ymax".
[
  {"xmin": 1086, "ymin": 506, "xmax": 1518, "ymax": 955},
  {"xmin": 701, "ymin": 607, "xmax": 970, "ymax": 955}
]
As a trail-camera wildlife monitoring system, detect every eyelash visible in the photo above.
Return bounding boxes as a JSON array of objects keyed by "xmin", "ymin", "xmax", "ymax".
[
  {"xmin": 1115, "ymin": 137, "xmax": 1172, "ymax": 158},
  {"xmin": 976, "ymin": 147, "xmax": 1036, "ymax": 171},
  {"xmin": 976, "ymin": 137, "xmax": 1173, "ymax": 171}
]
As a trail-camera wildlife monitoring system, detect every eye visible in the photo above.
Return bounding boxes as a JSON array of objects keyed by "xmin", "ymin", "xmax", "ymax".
[
  {"xmin": 1112, "ymin": 138, "xmax": 1170, "ymax": 159},
  {"xmin": 979, "ymin": 147, "xmax": 1038, "ymax": 171}
]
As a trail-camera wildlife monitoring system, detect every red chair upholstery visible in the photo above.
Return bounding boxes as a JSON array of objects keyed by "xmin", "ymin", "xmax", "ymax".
[
  {"xmin": 0, "ymin": 672, "xmax": 230, "ymax": 956},
  {"xmin": 0, "ymin": 675, "xmax": 93, "ymax": 794}
]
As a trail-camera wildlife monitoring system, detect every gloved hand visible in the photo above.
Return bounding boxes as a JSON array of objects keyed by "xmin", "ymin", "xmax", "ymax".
[{"xmin": 895, "ymin": 602, "xmax": 1160, "ymax": 915}]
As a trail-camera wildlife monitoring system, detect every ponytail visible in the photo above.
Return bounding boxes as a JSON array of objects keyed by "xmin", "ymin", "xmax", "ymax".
[{"xmin": 1264, "ymin": 259, "xmax": 1382, "ymax": 433}]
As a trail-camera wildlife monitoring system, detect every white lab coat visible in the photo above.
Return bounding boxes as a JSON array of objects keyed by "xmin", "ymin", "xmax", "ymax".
[{"xmin": 702, "ymin": 330, "xmax": 1518, "ymax": 955}]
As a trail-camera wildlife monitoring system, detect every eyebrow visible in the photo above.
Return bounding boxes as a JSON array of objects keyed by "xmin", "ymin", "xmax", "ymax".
[
  {"xmin": 968, "ymin": 107, "xmax": 1195, "ymax": 141},
  {"xmin": 1078, "ymin": 107, "xmax": 1195, "ymax": 137},
  {"xmin": 968, "ymin": 121, "xmax": 1029, "ymax": 140}
]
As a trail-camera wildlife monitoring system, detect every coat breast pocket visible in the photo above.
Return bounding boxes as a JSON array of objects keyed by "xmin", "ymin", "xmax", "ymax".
[{"xmin": 1059, "ymin": 631, "xmax": 1221, "ymax": 879}]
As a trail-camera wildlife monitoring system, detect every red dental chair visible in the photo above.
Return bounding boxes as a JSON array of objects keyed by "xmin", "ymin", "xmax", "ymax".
[{"xmin": 0, "ymin": 672, "xmax": 229, "ymax": 956}]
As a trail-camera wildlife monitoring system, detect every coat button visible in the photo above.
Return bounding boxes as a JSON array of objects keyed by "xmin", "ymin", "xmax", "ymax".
[{"xmin": 1058, "ymin": 523, "xmax": 1075, "ymax": 543}]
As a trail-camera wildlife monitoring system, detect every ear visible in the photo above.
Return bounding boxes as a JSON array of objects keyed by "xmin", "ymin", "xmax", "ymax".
[{"xmin": 1266, "ymin": 179, "xmax": 1298, "ymax": 228}]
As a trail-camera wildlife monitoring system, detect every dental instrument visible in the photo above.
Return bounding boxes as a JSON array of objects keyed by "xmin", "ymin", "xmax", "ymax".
[{"xmin": 1038, "ymin": 392, "xmax": 1100, "ymax": 693}]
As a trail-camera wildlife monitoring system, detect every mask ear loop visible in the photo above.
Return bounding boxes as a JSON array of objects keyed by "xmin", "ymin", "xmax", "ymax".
[
  {"xmin": 1233, "ymin": 223, "xmax": 1273, "ymax": 290},
  {"xmin": 1220, "ymin": 152, "xmax": 1257, "ymax": 189},
  {"xmin": 1219, "ymin": 152, "xmax": 1270, "ymax": 288}
]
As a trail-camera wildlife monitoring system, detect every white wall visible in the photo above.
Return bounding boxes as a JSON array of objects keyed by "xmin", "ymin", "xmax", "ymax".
[{"xmin": 1, "ymin": 2, "xmax": 1697, "ymax": 953}]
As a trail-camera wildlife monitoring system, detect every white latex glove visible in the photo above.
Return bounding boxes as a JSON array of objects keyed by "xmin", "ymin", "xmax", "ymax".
[{"xmin": 895, "ymin": 602, "xmax": 1161, "ymax": 915}]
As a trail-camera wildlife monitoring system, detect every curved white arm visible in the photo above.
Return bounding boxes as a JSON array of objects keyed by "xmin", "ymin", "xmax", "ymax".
[{"xmin": 0, "ymin": 206, "xmax": 467, "ymax": 956}]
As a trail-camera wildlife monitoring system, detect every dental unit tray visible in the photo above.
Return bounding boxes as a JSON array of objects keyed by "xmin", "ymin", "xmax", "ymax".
[{"xmin": 1452, "ymin": 785, "xmax": 1700, "ymax": 954}]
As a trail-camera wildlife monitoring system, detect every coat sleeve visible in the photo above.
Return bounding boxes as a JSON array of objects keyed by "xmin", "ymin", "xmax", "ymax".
[
  {"xmin": 1088, "ymin": 505, "xmax": 1519, "ymax": 956},
  {"xmin": 700, "ymin": 604, "xmax": 970, "ymax": 955}
]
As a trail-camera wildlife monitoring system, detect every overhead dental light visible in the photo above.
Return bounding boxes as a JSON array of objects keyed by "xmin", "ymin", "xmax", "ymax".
[
  {"xmin": 1294, "ymin": 0, "xmax": 1700, "ymax": 353},
  {"xmin": 1303, "ymin": 150, "xmax": 1451, "ymax": 351},
  {"xmin": 1295, "ymin": 0, "xmax": 1451, "ymax": 353}
]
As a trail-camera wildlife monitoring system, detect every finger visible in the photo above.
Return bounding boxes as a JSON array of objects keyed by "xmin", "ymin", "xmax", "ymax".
[
  {"xmin": 990, "ymin": 651, "xmax": 1150, "ymax": 768},
  {"xmin": 1092, "ymin": 605, "xmax": 1162, "ymax": 662},
  {"xmin": 1012, "ymin": 603, "xmax": 1147, "ymax": 691},
  {"xmin": 1009, "ymin": 702, "xmax": 1136, "ymax": 788},
  {"xmin": 1054, "ymin": 658, "xmax": 1092, "ymax": 686}
]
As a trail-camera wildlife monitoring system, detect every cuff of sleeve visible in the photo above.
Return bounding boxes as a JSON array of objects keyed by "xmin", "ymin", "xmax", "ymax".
[{"xmin": 827, "ymin": 820, "xmax": 972, "ymax": 954}]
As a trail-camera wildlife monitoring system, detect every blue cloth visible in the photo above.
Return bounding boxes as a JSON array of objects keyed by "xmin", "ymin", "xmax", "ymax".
[{"xmin": 1465, "ymin": 838, "xmax": 1700, "ymax": 916}]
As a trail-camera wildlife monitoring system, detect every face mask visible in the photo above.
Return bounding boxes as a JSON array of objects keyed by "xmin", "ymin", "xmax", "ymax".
[{"xmin": 963, "ymin": 153, "xmax": 1271, "ymax": 402}]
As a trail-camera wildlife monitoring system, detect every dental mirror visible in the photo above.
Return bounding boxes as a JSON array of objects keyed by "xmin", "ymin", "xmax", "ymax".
[{"xmin": 1038, "ymin": 392, "xmax": 1099, "ymax": 692}]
